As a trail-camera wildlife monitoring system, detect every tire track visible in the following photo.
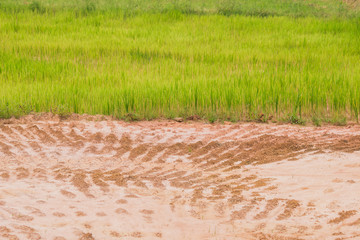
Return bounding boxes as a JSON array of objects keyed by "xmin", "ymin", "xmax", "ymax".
[{"xmin": 0, "ymin": 116, "xmax": 359, "ymax": 239}]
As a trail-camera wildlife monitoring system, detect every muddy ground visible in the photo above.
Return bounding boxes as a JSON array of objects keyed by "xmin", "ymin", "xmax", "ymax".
[{"xmin": 0, "ymin": 115, "xmax": 359, "ymax": 240}]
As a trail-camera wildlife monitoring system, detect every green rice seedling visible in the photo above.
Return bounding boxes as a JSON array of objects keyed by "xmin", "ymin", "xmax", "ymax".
[
  {"xmin": 0, "ymin": 1, "xmax": 359, "ymax": 122},
  {"xmin": 312, "ymin": 116, "xmax": 322, "ymax": 127}
]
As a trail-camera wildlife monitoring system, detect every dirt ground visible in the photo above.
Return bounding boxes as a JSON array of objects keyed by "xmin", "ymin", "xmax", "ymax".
[{"xmin": 0, "ymin": 114, "xmax": 359, "ymax": 240}]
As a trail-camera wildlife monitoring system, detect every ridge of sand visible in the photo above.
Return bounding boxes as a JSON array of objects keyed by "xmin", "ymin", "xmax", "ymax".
[{"xmin": 0, "ymin": 118, "xmax": 359, "ymax": 239}]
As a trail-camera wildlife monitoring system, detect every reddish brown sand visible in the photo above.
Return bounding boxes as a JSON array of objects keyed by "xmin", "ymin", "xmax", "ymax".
[{"xmin": 0, "ymin": 114, "xmax": 360, "ymax": 239}]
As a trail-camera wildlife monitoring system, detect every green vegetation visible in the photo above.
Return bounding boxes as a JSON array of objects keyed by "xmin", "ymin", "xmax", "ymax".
[
  {"xmin": 0, "ymin": 0, "xmax": 359, "ymax": 123},
  {"xmin": 1, "ymin": 0, "xmax": 358, "ymax": 17}
]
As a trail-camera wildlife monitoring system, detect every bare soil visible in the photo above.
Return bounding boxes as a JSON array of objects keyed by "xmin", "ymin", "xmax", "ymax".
[{"xmin": 0, "ymin": 114, "xmax": 359, "ymax": 239}]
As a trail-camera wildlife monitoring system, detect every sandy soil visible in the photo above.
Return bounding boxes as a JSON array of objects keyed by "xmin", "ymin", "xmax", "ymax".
[{"xmin": 0, "ymin": 114, "xmax": 359, "ymax": 240}]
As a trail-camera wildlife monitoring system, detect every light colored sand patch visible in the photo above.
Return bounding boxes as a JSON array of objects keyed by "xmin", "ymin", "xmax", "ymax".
[{"xmin": 0, "ymin": 117, "xmax": 359, "ymax": 239}]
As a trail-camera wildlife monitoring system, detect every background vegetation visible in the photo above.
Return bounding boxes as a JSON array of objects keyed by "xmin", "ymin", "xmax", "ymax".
[
  {"xmin": 0, "ymin": 0, "xmax": 359, "ymax": 124},
  {"xmin": 1, "ymin": 0, "xmax": 358, "ymax": 17}
]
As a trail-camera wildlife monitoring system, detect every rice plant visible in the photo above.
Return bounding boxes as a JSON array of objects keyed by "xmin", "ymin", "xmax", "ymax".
[{"xmin": 0, "ymin": 0, "xmax": 359, "ymax": 122}]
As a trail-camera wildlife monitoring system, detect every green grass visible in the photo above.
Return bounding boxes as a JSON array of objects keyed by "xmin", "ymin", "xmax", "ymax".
[
  {"xmin": 1, "ymin": 0, "xmax": 358, "ymax": 17},
  {"xmin": 0, "ymin": 1, "xmax": 360, "ymax": 123}
]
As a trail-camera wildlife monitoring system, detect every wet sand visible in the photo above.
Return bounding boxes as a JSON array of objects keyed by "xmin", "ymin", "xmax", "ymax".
[{"xmin": 0, "ymin": 115, "xmax": 359, "ymax": 239}]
